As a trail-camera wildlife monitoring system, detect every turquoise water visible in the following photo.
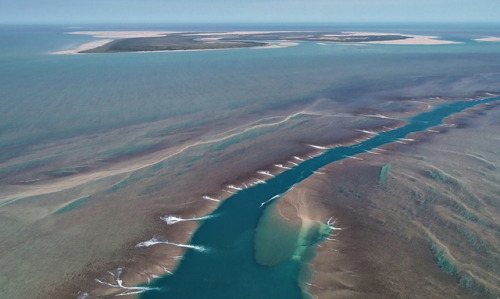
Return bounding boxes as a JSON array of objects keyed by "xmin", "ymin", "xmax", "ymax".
[
  {"xmin": 140, "ymin": 96, "xmax": 500, "ymax": 299},
  {"xmin": 1, "ymin": 24, "xmax": 500, "ymax": 166}
]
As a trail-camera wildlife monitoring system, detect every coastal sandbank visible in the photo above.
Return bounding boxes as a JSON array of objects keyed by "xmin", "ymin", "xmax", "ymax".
[
  {"xmin": 474, "ymin": 36, "xmax": 500, "ymax": 42},
  {"xmin": 253, "ymin": 42, "xmax": 299, "ymax": 49},
  {"xmin": 52, "ymin": 39, "xmax": 114, "ymax": 54},
  {"xmin": 343, "ymin": 32, "xmax": 459, "ymax": 45}
]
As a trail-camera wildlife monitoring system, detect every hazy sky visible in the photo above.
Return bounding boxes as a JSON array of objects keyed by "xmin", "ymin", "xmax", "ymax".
[{"xmin": 1, "ymin": 0, "xmax": 499, "ymax": 24}]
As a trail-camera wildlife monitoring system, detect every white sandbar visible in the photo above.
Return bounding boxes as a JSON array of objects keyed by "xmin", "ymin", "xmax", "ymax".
[
  {"xmin": 52, "ymin": 39, "xmax": 113, "ymax": 54},
  {"xmin": 474, "ymin": 36, "xmax": 500, "ymax": 42},
  {"xmin": 323, "ymin": 31, "xmax": 459, "ymax": 45},
  {"xmin": 253, "ymin": 42, "xmax": 299, "ymax": 49}
]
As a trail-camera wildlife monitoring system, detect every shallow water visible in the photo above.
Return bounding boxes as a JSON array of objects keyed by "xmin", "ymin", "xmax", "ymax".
[
  {"xmin": 139, "ymin": 97, "xmax": 500, "ymax": 299},
  {"xmin": 1, "ymin": 24, "xmax": 500, "ymax": 166}
]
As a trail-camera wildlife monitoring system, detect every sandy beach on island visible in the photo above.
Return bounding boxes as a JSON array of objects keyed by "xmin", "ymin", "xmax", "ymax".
[
  {"xmin": 52, "ymin": 39, "xmax": 114, "ymax": 54},
  {"xmin": 343, "ymin": 32, "xmax": 460, "ymax": 45},
  {"xmin": 361, "ymin": 35, "xmax": 459, "ymax": 45},
  {"xmin": 253, "ymin": 41, "xmax": 299, "ymax": 49},
  {"xmin": 474, "ymin": 36, "xmax": 500, "ymax": 42},
  {"xmin": 52, "ymin": 31, "xmax": 175, "ymax": 54}
]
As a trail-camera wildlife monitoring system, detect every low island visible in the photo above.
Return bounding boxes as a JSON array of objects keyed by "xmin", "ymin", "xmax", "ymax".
[
  {"xmin": 80, "ymin": 34, "xmax": 267, "ymax": 53},
  {"xmin": 74, "ymin": 31, "xmax": 415, "ymax": 53}
]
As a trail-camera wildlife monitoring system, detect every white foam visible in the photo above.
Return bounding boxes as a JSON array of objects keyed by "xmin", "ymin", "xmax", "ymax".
[
  {"xmin": 342, "ymin": 155, "xmax": 363, "ymax": 160},
  {"xmin": 365, "ymin": 150, "xmax": 381, "ymax": 155},
  {"xmin": 94, "ymin": 267, "xmax": 160, "ymax": 296},
  {"xmin": 136, "ymin": 237, "xmax": 208, "ymax": 252},
  {"xmin": 363, "ymin": 113, "xmax": 392, "ymax": 119},
  {"xmin": 160, "ymin": 214, "xmax": 215, "ymax": 225},
  {"xmin": 260, "ymin": 194, "xmax": 281, "ymax": 208},
  {"xmin": 289, "ymin": 161, "xmax": 299, "ymax": 166},
  {"xmin": 114, "ymin": 290, "xmax": 150, "ymax": 296},
  {"xmin": 313, "ymin": 171, "xmax": 326, "ymax": 175},
  {"xmin": 257, "ymin": 170, "xmax": 274, "ymax": 177},
  {"xmin": 356, "ymin": 129, "xmax": 378, "ymax": 135},
  {"xmin": 293, "ymin": 156, "xmax": 305, "ymax": 161},
  {"xmin": 202, "ymin": 195, "xmax": 220, "ymax": 202},
  {"xmin": 306, "ymin": 144, "xmax": 329, "ymax": 150},
  {"xmin": 227, "ymin": 185, "xmax": 242, "ymax": 191},
  {"xmin": 77, "ymin": 292, "xmax": 90, "ymax": 299},
  {"xmin": 275, "ymin": 164, "xmax": 292, "ymax": 170},
  {"xmin": 327, "ymin": 217, "xmax": 343, "ymax": 231},
  {"xmin": 141, "ymin": 270, "xmax": 160, "ymax": 280},
  {"xmin": 427, "ymin": 129, "xmax": 440, "ymax": 133}
]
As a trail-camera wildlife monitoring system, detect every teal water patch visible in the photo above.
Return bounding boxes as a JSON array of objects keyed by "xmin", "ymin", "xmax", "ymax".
[
  {"xmin": 379, "ymin": 164, "xmax": 390, "ymax": 185},
  {"xmin": 254, "ymin": 198, "xmax": 302, "ymax": 266},
  {"xmin": 104, "ymin": 143, "xmax": 159, "ymax": 160},
  {"xmin": 138, "ymin": 97, "xmax": 499, "ymax": 299},
  {"xmin": 0, "ymin": 157, "xmax": 52, "ymax": 178},
  {"xmin": 53, "ymin": 196, "xmax": 91, "ymax": 214}
]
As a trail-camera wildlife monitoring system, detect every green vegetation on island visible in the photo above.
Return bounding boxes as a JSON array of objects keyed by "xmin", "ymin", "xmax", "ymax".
[
  {"xmin": 81, "ymin": 34, "xmax": 266, "ymax": 53},
  {"xmin": 80, "ymin": 31, "xmax": 411, "ymax": 53}
]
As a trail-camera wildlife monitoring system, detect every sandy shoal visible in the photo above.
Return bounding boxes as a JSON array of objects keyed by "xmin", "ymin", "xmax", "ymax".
[
  {"xmin": 183, "ymin": 31, "xmax": 294, "ymax": 36},
  {"xmin": 323, "ymin": 31, "xmax": 459, "ymax": 45},
  {"xmin": 51, "ymin": 39, "xmax": 114, "ymax": 54},
  {"xmin": 361, "ymin": 35, "xmax": 459, "ymax": 45},
  {"xmin": 474, "ymin": 36, "xmax": 500, "ymax": 42},
  {"xmin": 253, "ymin": 42, "xmax": 299, "ymax": 49}
]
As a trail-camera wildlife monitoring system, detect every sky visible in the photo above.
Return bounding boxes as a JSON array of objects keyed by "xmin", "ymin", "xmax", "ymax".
[{"xmin": 1, "ymin": 0, "xmax": 499, "ymax": 24}]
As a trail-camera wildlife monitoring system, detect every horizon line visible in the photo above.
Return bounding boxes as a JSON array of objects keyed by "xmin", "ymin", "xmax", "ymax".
[{"xmin": 2, "ymin": 21, "xmax": 500, "ymax": 26}]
